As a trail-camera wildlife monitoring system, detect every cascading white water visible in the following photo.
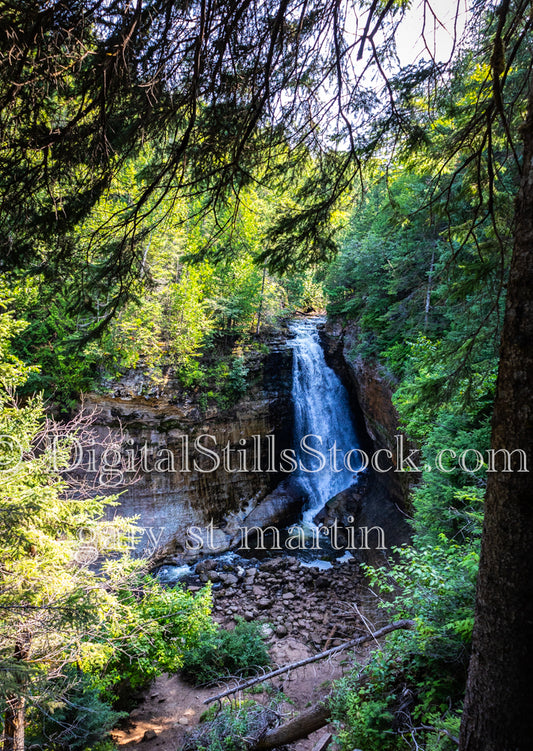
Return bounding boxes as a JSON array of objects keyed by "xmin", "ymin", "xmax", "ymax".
[
  {"xmin": 290, "ymin": 318, "xmax": 361, "ymax": 525},
  {"xmin": 158, "ymin": 319, "xmax": 364, "ymax": 580}
]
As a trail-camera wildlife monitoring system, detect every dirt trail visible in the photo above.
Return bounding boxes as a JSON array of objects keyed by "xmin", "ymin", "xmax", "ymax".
[{"xmin": 112, "ymin": 555, "xmax": 382, "ymax": 750}]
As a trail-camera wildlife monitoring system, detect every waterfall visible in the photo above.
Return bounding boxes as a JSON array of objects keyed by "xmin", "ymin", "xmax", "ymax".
[{"xmin": 289, "ymin": 318, "xmax": 361, "ymax": 525}]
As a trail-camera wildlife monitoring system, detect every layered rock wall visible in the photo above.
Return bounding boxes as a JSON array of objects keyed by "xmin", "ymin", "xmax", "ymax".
[
  {"xmin": 81, "ymin": 338, "xmax": 296, "ymax": 558},
  {"xmin": 321, "ymin": 320, "xmax": 416, "ymax": 510}
]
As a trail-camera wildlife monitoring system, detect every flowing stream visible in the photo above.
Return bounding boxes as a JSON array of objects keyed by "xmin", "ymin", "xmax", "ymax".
[{"xmin": 289, "ymin": 318, "xmax": 362, "ymax": 525}]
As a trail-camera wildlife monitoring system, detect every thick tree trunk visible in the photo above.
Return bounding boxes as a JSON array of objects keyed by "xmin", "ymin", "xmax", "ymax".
[
  {"xmin": 3, "ymin": 696, "xmax": 25, "ymax": 751},
  {"xmin": 253, "ymin": 701, "xmax": 331, "ymax": 751},
  {"xmin": 459, "ymin": 81, "xmax": 533, "ymax": 750}
]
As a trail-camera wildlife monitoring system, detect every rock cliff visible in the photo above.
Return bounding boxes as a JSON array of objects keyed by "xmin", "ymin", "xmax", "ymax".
[
  {"xmin": 81, "ymin": 336, "xmax": 298, "ymax": 559},
  {"xmin": 320, "ymin": 319, "xmax": 417, "ymax": 510}
]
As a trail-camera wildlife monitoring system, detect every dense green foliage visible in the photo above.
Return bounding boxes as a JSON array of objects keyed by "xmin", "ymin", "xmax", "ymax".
[
  {"xmin": 181, "ymin": 618, "xmax": 270, "ymax": 687},
  {"xmin": 0, "ymin": 310, "xmax": 216, "ymax": 748},
  {"xmin": 330, "ymin": 541, "xmax": 477, "ymax": 750},
  {"xmin": 323, "ymin": 42, "xmax": 522, "ymax": 750},
  {"xmin": 4, "ymin": 161, "xmax": 325, "ymax": 409},
  {"xmin": 26, "ymin": 672, "xmax": 124, "ymax": 751},
  {"xmin": 327, "ymin": 159, "xmax": 499, "ymax": 545}
]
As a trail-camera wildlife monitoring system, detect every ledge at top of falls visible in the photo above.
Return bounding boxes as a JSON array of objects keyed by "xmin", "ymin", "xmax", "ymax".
[{"xmin": 88, "ymin": 330, "xmax": 293, "ymax": 426}]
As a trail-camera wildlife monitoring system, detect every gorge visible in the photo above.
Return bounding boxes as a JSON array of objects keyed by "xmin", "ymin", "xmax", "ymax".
[
  {"xmin": 104, "ymin": 318, "xmax": 412, "ymax": 750},
  {"xmin": 82, "ymin": 317, "xmax": 411, "ymax": 568},
  {"xmin": 2, "ymin": 5, "xmax": 526, "ymax": 747}
]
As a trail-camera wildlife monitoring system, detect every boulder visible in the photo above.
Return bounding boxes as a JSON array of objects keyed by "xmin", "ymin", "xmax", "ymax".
[
  {"xmin": 312, "ymin": 484, "xmax": 365, "ymax": 549},
  {"xmin": 195, "ymin": 558, "xmax": 219, "ymax": 574},
  {"xmin": 260, "ymin": 557, "xmax": 287, "ymax": 573},
  {"xmin": 220, "ymin": 573, "xmax": 238, "ymax": 586},
  {"xmin": 231, "ymin": 480, "xmax": 304, "ymax": 548}
]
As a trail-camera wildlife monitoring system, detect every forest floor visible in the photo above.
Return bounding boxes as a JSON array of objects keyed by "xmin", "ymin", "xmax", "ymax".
[{"xmin": 111, "ymin": 555, "xmax": 384, "ymax": 751}]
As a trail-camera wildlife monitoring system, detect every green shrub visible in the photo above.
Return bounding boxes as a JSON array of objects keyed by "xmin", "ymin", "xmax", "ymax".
[
  {"xmin": 26, "ymin": 671, "xmax": 124, "ymax": 751},
  {"xmin": 82, "ymin": 578, "xmax": 215, "ymax": 703},
  {"xmin": 225, "ymin": 356, "xmax": 249, "ymax": 401},
  {"xmin": 330, "ymin": 664, "xmax": 401, "ymax": 751},
  {"xmin": 329, "ymin": 540, "xmax": 475, "ymax": 751},
  {"xmin": 183, "ymin": 699, "xmax": 278, "ymax": 751},
  {"xmin": 181, "ymin": 618, "xmax": 270, "ymax": 686}
]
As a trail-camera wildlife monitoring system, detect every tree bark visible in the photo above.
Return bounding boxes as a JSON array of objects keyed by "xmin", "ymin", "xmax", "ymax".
[
  {"xmin": 459, "ymin": 79, "xmax": 533, "ymax": 750},
  {"xmin": 3, "ymin": 635, "xmax": 30, "ymax": 751},
  {"xmin": 256, "ymin": 264, "xmax": 266, "ymax": 335},
  {"xmin": 253, "ymin": 701, "xmax": 331, "ymax": 751},
  {"xmin": 3, "ymin": 696, "xmax": 25, "ymax": 751}
]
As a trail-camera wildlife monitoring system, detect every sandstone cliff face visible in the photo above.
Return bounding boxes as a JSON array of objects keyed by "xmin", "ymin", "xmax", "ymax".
[
  {"xmin": 80, "ymin": 320, "xmax": 413, "ymax": 561},
  {"xmin": 321, "ymin": 320, "xmax": 416, "ymax": 509},
  {"xmin": 81, "ymin": 337, "xmax": 297, "ymax": 559}
]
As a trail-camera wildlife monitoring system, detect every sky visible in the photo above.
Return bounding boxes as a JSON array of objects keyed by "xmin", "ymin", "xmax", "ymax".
[
  {"xmin": 394, "ymin": 0, "xmax": 471, "ymax": 67},
  {"xmin": 342, "ymin": 0, "xmax": 472, "ymax": 77}
]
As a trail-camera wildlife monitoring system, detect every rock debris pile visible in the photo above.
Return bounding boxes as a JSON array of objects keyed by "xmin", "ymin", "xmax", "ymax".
[{"xmin": 188, "ymin": 554, "xmax": 366, "ymax": 649}]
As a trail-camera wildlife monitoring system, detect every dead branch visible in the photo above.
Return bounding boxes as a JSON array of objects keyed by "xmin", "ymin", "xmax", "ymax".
[{"xmin": 204, "ymin": 619, "xmax": 414, "ymax": 705}]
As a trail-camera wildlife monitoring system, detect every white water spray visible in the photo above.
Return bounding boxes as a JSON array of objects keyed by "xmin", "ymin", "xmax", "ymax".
[{"xmin": 289, "ymin": 318, "xmax": 361, "ymax": 525}]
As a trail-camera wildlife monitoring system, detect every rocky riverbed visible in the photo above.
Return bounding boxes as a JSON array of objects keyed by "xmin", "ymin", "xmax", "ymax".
[{"xmin": 199, "ymin": 554, "xmax": 366, "ymax": 647}]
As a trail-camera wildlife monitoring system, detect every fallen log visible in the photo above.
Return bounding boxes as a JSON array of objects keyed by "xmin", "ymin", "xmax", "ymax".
[
  {"xmin": 205, "ymin": 619, "xmax": 414, "ymax": 705},
  {"xmin": 253, "ymin": 701, "xmax": 331, "ymax": 751}
]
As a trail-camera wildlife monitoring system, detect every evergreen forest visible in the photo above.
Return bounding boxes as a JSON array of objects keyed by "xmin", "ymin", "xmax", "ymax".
[{"xmin": 0, "ymin": 2, "xmax": 532, "ymax": 751}]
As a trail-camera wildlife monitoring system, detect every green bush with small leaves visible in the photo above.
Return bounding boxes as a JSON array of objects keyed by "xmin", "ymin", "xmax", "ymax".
[{"xmin": 181, "ymin": 618, "xmax": 270, "ymax": 686}]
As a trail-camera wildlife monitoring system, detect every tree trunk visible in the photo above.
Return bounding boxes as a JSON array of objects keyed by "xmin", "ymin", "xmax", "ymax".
[
  {"xmin": 459, "ymin": 80, "xmax": 533, "ymax": 750},
  {"xmin": 3, "ymin": 635, "xmax": 30, "ymax": 751},
  {"xmin": 253, "ymin": 701, "xmax": 331, "ymax": 751},
  {"xmin": 256, "ymin": 265, "xmax": 267, "ymax": 335},
  {"xmin": 424, "ymin": 247, "xmax": 435, "ymax": 329},
  {"xmin": 3, "ymin": 696, "xmax": 25, "ymax": 751}
]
